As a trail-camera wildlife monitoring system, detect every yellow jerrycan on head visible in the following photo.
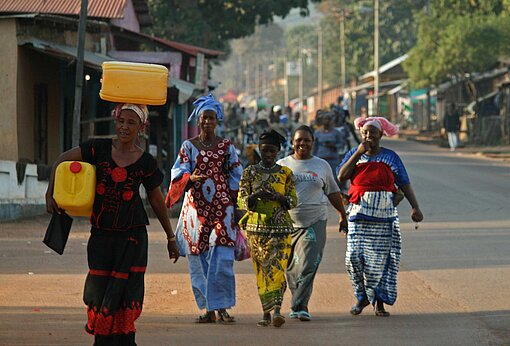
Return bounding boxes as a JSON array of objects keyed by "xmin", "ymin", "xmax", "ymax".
[
  {"xmin": 53, "ymin": 161, "xmax": 96, "ymax": 216},
  {"xmin": 99, "ymin": 61, "xmax": 169, "ymax": 105}
]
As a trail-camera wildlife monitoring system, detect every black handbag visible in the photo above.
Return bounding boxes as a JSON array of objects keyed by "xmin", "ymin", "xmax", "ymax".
[{"xmin": 43, "ymin": 212, "xmax": 73, "ymax": 255}]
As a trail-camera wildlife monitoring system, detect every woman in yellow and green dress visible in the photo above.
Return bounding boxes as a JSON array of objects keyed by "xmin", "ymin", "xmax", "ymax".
[{"xmin": 238, "ymin": 130, "xmax": 298, "ymax": 328}]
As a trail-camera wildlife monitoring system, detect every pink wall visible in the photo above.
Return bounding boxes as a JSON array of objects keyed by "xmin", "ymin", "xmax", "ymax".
[{"xmin": 111, "ymin": 0, "xmax": 140, "ymax": 33}]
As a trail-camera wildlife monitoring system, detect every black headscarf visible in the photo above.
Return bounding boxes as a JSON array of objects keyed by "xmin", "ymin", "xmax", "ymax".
[{"xmin": 259, "ymin": 129, "xmax": 286, "ymax": 149}]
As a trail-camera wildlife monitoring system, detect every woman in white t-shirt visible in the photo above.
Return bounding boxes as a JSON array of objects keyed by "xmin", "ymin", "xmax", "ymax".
[{"xmin": 278, "ymin": 125, "xmax": 348, "ymax": 321}]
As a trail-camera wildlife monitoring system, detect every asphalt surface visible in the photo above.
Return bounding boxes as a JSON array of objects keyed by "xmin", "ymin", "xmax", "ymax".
[{"xmin": 1, "ymin": 137, "xmax": 509, "ymax": 345}]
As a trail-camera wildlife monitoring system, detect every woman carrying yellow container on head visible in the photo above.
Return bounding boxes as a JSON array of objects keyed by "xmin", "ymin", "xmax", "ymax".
[{"xmin": 45, "ymin": 102, "xmax": 180, "ymax": 345}]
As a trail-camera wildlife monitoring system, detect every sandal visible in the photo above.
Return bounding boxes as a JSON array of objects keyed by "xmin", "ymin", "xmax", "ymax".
[
  {"xmin": 257, "ymin": 318, "xmax": 271, "ymax": 327},
  {"xmin": 375, "ymin": 309, "xmax": 390, "ymax": 317},
  {"xmin": 195, "ymin": 311, "xmax": 216, "ymax": 323},
  {"xmin": 272, "ymin": 314, "xmax": 285, "ymax": 328},
  {"xmin": 217, "ymin": 309, "xmax": 235, "ymax": 323},
  {"xmin": 298, "ymin": 311, "xmax": 311, "ymax": 322},
  {"xmin": 375, "ymin": 301, "xmax": 390, "ymax": 317},
  {"xmin": 350, "ymin": 298, "xmax": 370, "ymax": 315}
]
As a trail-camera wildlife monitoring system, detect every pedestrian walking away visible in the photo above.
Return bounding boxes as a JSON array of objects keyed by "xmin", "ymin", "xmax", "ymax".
[
  {"xmin": 165, "ymin": 94, "xmax": 243, "ymax": 324},
  {"xmin": 312, "ymin": 112, "xmax": 349, "ymax": 192},
  {"xmin": 238, "ymin": 129, "xmax": 298, "ymax": 328},
  {"xmin": 337, "ymin": 116, "xmax": 423, "ymax": 317},
  {"xmin": 45, "ymin": 103, "xmax": 180, "ymax": 345},
  {"xmin": 444, "ymin": 102, "xmax": 461, "ymax": 151},
  {"xmin": 278, "ymin": 125, "xmax": 348, "ymax": 322}
]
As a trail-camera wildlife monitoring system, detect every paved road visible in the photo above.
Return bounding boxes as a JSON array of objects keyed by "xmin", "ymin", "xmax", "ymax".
[{"xmin": 1, "ymin": 138, "xmax": 509, "ymax": 345}]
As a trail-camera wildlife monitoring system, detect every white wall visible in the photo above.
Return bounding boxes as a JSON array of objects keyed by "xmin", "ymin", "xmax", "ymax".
[{"xmin": 0, "ymin": 160, "xmax": 47, "ymax": 202}]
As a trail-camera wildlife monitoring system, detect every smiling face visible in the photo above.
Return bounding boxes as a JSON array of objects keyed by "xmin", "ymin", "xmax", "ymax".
[
  {"xmin": 360, "ymin": 124, "xmax": 383, "ymax": 149},
  {"xmin": 259, "ymin": 143, "xmax": 280, "ymax": 167},
  {"xmin": 115, "ymin": 109, "xmax": 142, "ymax": 144},
  {"xmin": 292, "ymin": 129, "xmax": 314, "ymax": 159},
  {"xmin": 199, "ymin": 110, "xmax": 218, "ymax": 134}
]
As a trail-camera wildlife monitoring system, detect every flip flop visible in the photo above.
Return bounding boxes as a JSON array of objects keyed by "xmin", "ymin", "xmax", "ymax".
[
  {"xmin": 289, "ymin": 311, "xmax": 298, "ymax": 319},
  {"xmin": 195, "ymin": 312, "xmax": 216, "ymax": 323},
  {"xmin": 375, "ymin": 308, "xmax": 390, "ymax": 317},
  {"xmin": 217, "ymin": 309, "xmax": 235, "ymax": 323},
  {"xmin": 272, "ymin": 314, "xmax": 286, "ymax": 328},
  {"xmin": 350, "ymin": 299, "xmax": 370, "ymax": 315},
  {"xmin": 375, "ymin": 300, "xmax": 390, "ymax": 317},
  {"xmin": 298, "ymin": 311, "xmax": 311, "ymax": 321},
  {"xmin": 257, "ymin": 319, "xmax": 271, "ymax": 327}
]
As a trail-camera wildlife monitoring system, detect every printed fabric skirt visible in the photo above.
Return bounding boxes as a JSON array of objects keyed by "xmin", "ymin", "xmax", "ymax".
[
  {"xmin": 83, "ymin": 227, "xmax": 147, "ymax": 346},
  {"xmin": 345, "ymin": 218, "xmax": 401, "ymax": 306},
  {"xmin": 248, "ymin": 233, "xmax": 292, "ymax": 312},
  {"xmin": 187, "ymin": 245, "xmax": 236, "ymax": 311}
]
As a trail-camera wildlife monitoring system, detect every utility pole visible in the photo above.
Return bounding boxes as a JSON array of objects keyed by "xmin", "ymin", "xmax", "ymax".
[
  {"xmin": 72, "ymin": 0, "xmax": 88, "ymax": 146},
  {"xmin": 284, "ymin": 55, "xmax": 289, "ymax": 107},
  {"xmin": 262, "ymin": 57, "xmax": 267, "ymax": 97},
  {"xmin": 246, "ymin": 58, "xmax": 250, "ymax": 95},
  {"xmin": 255, "ymin": 59, "xmax": 260, "ymax": 97},
  {"xmin": 299, "ymin": 40, "xmax": 304, "ymax": 112},
  {"xmin": 374, "ymin": 0, "xmax": 380, "ymax": 115},
  {"xmin": 273, "ymin": 51, "xmax": 278, "ymax": 103},
  {"xmin": 340, "ymin": 10, "xmax": 346, "ymax": 89},
  {"xmin": 318, "ymin": 27, "xmax": 323, "ymax": 110}
]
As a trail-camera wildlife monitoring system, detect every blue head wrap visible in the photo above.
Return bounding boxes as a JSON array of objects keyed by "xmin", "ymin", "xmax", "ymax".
[{"xmin": 187, "ymin": 94, "xmax": 224, "ymax": 122}]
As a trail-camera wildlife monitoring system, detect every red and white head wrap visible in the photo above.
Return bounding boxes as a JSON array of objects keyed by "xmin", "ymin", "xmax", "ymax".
[
  {"xmin": 354, "ymin": 116, "xmax": 398, "ymax": 136},
  {"xmin": 113, "ymin": 103, "xmax": 149, "ymax": 130}
]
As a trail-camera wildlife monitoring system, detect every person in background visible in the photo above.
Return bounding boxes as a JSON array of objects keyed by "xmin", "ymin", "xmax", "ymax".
[
  {"xmin": 337, "ymin": 116, "xmax": 423, "ymax": 318},
  {"xmin": 238, "ymin": 129, "xmax": 298, "ymax": 327},
  {"xmin": 166, "ymin": 94, "xmax": 243, "ymax": 324},
  {"xmin": 271, "ymin": 105, "xmax": 282, "ymax": 125},
  {"xmin": 278, "ymin": 125, "xmax": 348, "ymax": 322},
  {"xmin": 313, "ymin": 112, "xmax": 346, "ymax": 175},
  {"xmin": 443, "ymin": 102, "xmax": 461, "ymax": 151},
  {"xmin": 359, "ymin": 106, "xmax": 368, "ymax": 119},
  {"xmin": 45, "ymin": 103, "xmax": 180, "ymax": 345},
  {"xmin": 342, "ymin": 93, "xmax": 351, "ymax": 119}
]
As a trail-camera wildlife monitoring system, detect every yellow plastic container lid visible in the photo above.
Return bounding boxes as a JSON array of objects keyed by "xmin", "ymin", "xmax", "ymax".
[
  {"xmin": 99, "ymin": 61, "xmax": 169, "ymax": 105},
  {"xmin": 53, "ymin": 161, "xmax": 96, "ymax": 217}
]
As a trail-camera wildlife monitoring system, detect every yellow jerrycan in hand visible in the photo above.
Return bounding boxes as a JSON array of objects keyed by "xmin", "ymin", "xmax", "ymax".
[{"xmin": 53, "ymin": 161, "xmax": 96, "ymax": 216}]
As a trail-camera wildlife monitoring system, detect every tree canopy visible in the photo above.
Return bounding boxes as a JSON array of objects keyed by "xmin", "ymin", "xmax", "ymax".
[
  {"xmin": 404, "ymin": 0, "xmax": 510, "ymax": 87},
  {"xmin": 146, "ymin": 0, "xmax": 320, "ymax": 52}
]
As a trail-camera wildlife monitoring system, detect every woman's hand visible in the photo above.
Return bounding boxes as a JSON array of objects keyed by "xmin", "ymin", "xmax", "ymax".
[
  {"xmin": 339, "ymin": 217, "xmax": 348, "ymax": 234},
  {"xmin": 271, "ymin": 192, "xmax": 287, "ymax": 204},
  {"xmin": 411, "ymin": 207, "xmax": 423, "ymax": 223},
  {"xmin": 167, "ymin": 240, "xmax": 180, "ymax": 263},
  {"xmin": 356, "ymin": 141, "xmax": 371, "ymax": 155},
  {"xmin": 45, "ymin": 193, "xmax": 62, "ymax": 214},
  {"xmin": 190, "ymin": 169, "xmax": 208, "ymax": 183}
]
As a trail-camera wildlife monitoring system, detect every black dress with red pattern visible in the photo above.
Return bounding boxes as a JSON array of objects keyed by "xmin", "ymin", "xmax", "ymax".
[{"xmin": 79, "ymin": 139, "xmax": 163, "ymax": 345}]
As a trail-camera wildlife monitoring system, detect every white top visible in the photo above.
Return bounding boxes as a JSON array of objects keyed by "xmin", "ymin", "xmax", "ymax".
[{"xmin": 278, "ymin": 155, "xmax": 340, "ymax": 228}]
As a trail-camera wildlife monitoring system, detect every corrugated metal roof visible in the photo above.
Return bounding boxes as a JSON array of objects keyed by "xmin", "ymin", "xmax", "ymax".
[
  {"xmin": 19, "ymin": 37, "xmax": 112, "ymax": 70},
  {"xmin": 136, "ymin": 31, "xmax": 224, "ymax": 58},
  {"xmin": 0, "ymin": 0, "xmax": 127, "ymax": 19}
]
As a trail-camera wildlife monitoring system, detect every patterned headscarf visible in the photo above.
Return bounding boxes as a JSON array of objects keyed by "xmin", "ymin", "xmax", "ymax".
[
  {"xmin": 259, "ymin": 129, "xmax": 286, "ymax": 149},
  {"xmin": 187, "ymin": 94, "xmax": 224, "ymax": 122},
  {"xmin": 354, "ymin": 116, "xmax": 398, "ymax": 136},
  {"xmin": 113, "ymin": 103, "xmax": 149, "ymax": 130}
]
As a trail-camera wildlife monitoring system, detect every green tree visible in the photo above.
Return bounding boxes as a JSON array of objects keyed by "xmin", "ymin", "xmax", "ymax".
[
  {"xmin": 318, "ymin": 0, "xmax": 428, "ymax": 87},
  {"xmin": 146, "ymin": 0, "xmax": 320, "ymax": 51},
  {"xmin": 404, "ymin": 0, "xmax": 510, "ymax": 87}
]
